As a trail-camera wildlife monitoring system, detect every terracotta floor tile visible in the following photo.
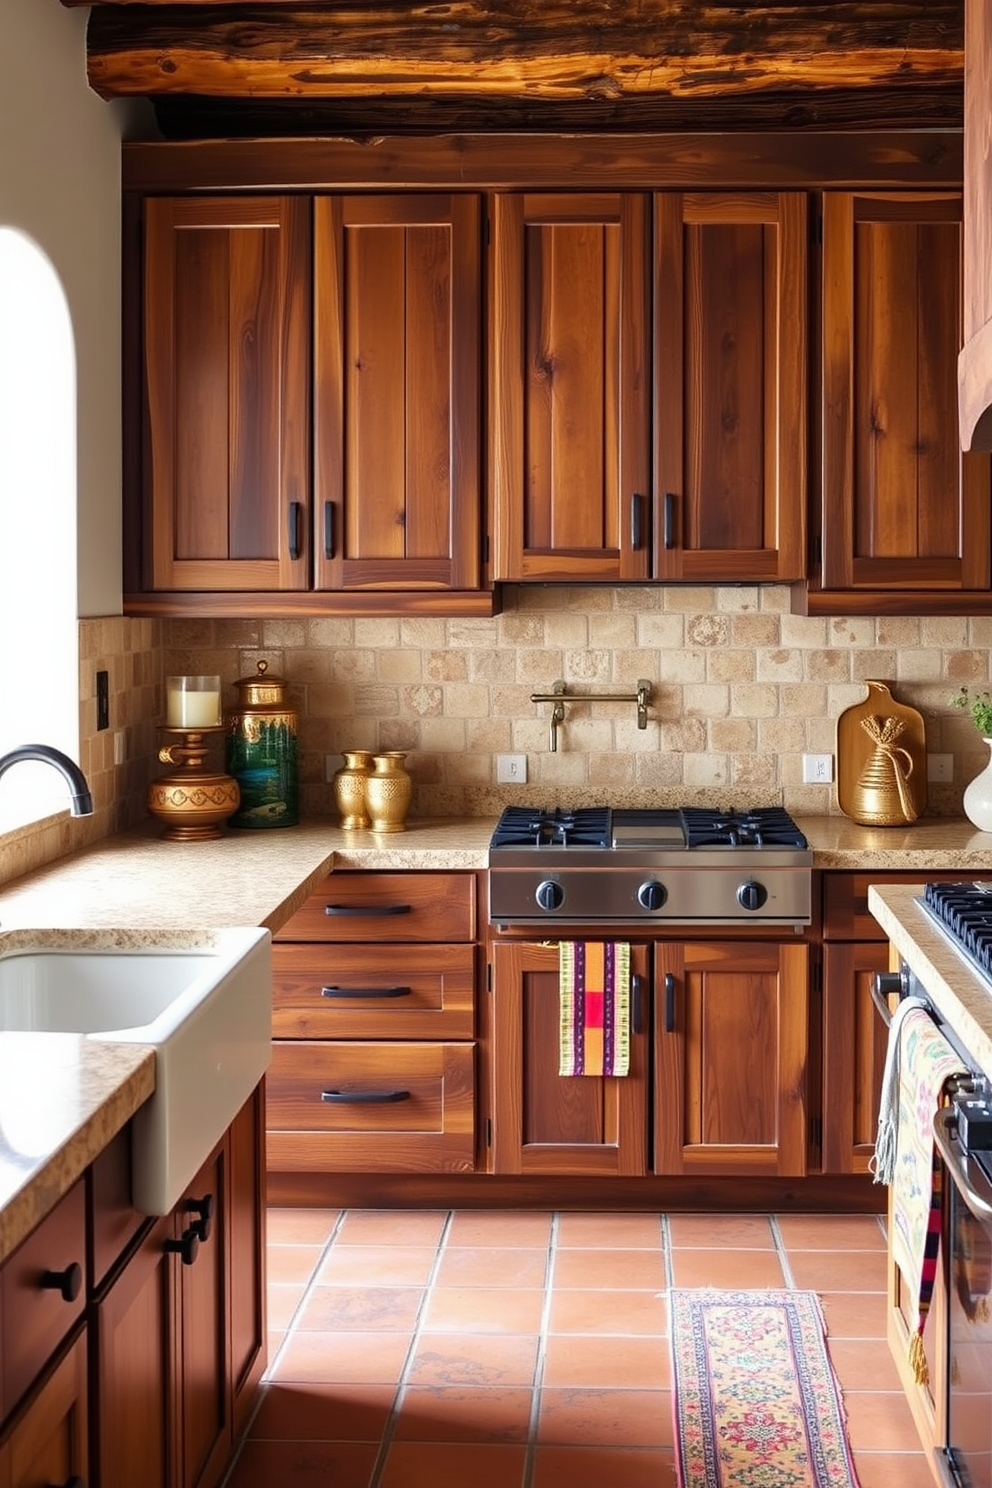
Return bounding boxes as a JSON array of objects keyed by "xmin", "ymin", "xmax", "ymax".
[
  {"xmin": 446, "ymin": 1210, "xmax": 554, "ymax": 1247},
  {"xmin": 818, "ymin": 1290, "xmax": 889, "ymax": 1339},
  {"xmin": 421, "ymin": 1285, "xmax": 546, "ymax": 1334},
  {"xmin": 294, "ymin": 1283, "xmax": 424, "ymax": 1332},
  {"xmin": 270, "ymin": 1328, "xmax": 411, "ymax": 1384},
  {"xmin": 537, "ymin": 1387, "xmax": 674, "ymax": 1447},
  {"xmin": 530, "ymin": 1445, "xmax": 678, "ymax": 1487},
  {"xmin": 267, "ymin": 1282, "xmax": 308, "ymax": 1331},
  {"xmin": 851, "ymin": 1450, "xmax": 936, "ymax": 1487},
  {"xmin": 224, "ymin": 1438, "xmax": 378, "ymax": 1488},
  {"xmin": 542, "ymin": 1334, "xmax": 671, "ymax": 1389},
  {"xmin": 316, "ymin": 1244, "xmax": 438, "ymax": 1287},
  {"xmin": 842, "ymin": 1390, "xmax": 922, "ymax": 1451},
  {"xmin": 406, "ymin": 1333, "xmax": 540, "ymax": 1387},
  {"xmin": 552, "ymin": 1247, "xmax": 667, "ymax": 1291},
  {"xmin": 547, "ymin": 1288, "xmax": 668, "ymax": 1337},
  {"xmin": 376, "ymin": 1441, "xmax": 528, "ymax": 1488},
  {"xmin": 434, "ymin": 1245, "xmax": 549, "ymax": 1289},
  {"xmin": 335, "ymin": 1209, "xmax": 449, "ymax": 1247},
  {"xmin": 393, "ymin": 1384, "xmax": 533, "ymax": 1442},
  {"xmin": 555, "ymin": 1213, "xmax": 665, "ymax": 1250},
  {"xmin": 667, "ymin": 1213, "xmax": 776, "ymax": 1250},
  {"xmin": 267, "ymin": 1328, "xmax": 286, "ymax": 1359},
  {"xmin": 787, "ymin": 1248, "xmax": 888, "ymax": 1293},
  {"xmin": 266, "ymin": 1207, "xmax": 341, "ymax": 1246},
  {"xmin": 775, "ymin": 1212, "xmax": 886, "ymax": 1251},
  {"xmin": 266, "ymin": 1243, "xmax": 324, "ymax": 1285},
  {"xmin": 249, "ymin": 1381, "xmax": 395, "ymax": 1441},
  {"xmin": 826, "ymin": 1338, "xmax": 903, "ymax": 1392},
  {"xmin": 667, "ymin": 1246, "xmax": 786, "ymax": 1288}
]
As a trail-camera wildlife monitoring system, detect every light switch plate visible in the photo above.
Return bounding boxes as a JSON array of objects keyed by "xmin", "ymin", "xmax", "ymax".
[
  {"xmin": 802, "ymin": 753, "xmax": 834, "ymax": 784},
  {"xmin": 927, "ymin": 753, "xmax": 953, "ymax": 782},
  {"xmin": 496, "ymin": 754, "xmax": 528, "ymax": 784}
]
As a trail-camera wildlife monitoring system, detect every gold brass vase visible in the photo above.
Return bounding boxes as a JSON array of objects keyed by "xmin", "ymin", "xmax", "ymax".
[
  {"xmin": 147, "ymin": 726, "xmax": 240, "ymax": 840},
  {"xmin": 332, "ymin": 750, "xmax": 374, "ymax": 829},
  {"xmin": 365, "ymin": 752, "xmax": 412, "ymax": 833}
]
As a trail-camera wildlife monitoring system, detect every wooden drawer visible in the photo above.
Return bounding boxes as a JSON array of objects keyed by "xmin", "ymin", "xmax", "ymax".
[
  {"xmin": 273, "ymin": 872, "xmax": 476, "ymax": 944},
  {"xmin": 266, "ymin": 1040, "xmax": 475, "ymax": 1172},
  {"xmin": 822, "ymin": 870, "xmax": 992, "ymax": 940},
  {"xmin": 1, "ymin": 1180, "xmax": 86, "ymax": 1423},
  {"xmin": 272, "ymin": 943, "xmax": 475, "ymax": 1039}
]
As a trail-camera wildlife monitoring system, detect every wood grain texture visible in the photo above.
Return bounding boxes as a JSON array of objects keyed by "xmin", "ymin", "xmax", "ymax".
[{"xmin": 959, "ymin": 0, "xmax": 992, "ymax": 449}]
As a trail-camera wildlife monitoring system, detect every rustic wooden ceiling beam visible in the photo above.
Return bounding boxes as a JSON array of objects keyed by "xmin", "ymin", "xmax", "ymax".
[{"xmin": 81, "ymin": 3, "xmax": 963, "ymax": 104}]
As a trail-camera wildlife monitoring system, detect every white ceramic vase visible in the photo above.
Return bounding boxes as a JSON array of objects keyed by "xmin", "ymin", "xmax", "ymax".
[{"xmin": 963, "ymin": 739, "xmax": 992, "ymax": 831}]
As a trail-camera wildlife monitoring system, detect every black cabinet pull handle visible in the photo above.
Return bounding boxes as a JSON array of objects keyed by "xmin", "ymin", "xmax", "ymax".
[
  {"xmin": 164, "ymin": 1227, "xmax": 200, "ymax": 1266},
  {"xmin": 630, "ymin": 492, "xmax": 643, "ymax": 550},
  {"xmin": 631, "ymin": 974, "xmax": 645, "ymax": 1034},
  {"xmin": 664, "ymin": 972, "xmax": 676, "ymax": 1033},
  {"xmin": 323, "ymin": 500, "xmax": 335, "ymax": 560},
  {"xmin": 663, "ymin": 492, "xmax": 677, "ymax": 550},
  {"xmin": 324, "ymin": 903, "xmax": 411, "ymax": 917},
  {"xmin": 321, "ymin": 985, "xmax": 412, "ymax": 999},
  {"xmin": 288, "ymin": 500, "xmax": 303, "ymax": 560},
  {"xmin": 41, "ymin": 1261, "xmax": 82, "ymax": 1304},
  {"xmin": 184, "ymin": 1193, "xmax": 214, "ymax": 1243},
  {"xmin": 320, "ymin": 1088, "xmax": 411, "ymax": 1104}
]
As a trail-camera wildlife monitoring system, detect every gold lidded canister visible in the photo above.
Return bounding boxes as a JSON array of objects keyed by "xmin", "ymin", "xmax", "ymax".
[{"xmin": 225, "ymin": 660, "xmax": 299, "ymax": 829}]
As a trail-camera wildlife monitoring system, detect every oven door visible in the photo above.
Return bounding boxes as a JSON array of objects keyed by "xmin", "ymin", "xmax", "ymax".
[{"xmin": 934, "ymin": 1107, "xmax": 992, "ymax": 1488}]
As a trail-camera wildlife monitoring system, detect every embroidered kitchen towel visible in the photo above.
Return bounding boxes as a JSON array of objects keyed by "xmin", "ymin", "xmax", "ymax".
[
  {"xmin": 559, "ymin": 941, "xmax": 630, "ymax": 1077},
  {"xmin": 886, "ymin": 1006, "xmax": 968, "ymax": 1384}
]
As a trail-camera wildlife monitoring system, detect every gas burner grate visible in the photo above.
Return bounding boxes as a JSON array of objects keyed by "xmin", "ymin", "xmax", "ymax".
[
  {"xmin": 680, "ymin": 807, "xmax": 808, "ymax": 850},
  {"xmin": 489, "ymin": 805, "xmax": 611, "ymax": 849},
  {"xmin": 923, "ymin": 882, "xmax": 992, "ymax": 977}
]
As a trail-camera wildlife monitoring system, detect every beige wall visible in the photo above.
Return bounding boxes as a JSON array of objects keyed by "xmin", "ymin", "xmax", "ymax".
[{"xmin": 163, "ymin": 586, "xmax": 992, "ymax": 822}]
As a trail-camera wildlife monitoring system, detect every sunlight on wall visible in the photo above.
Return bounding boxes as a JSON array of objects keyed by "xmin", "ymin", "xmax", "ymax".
[{"xmin": 0, "ymin": 226, "xmax": 79, "ymax": 829}]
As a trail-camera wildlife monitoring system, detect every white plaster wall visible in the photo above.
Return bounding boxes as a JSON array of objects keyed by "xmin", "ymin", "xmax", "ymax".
[{"xmin": 0, "ymin": 0, "xmax": 152, "ymax": 616}]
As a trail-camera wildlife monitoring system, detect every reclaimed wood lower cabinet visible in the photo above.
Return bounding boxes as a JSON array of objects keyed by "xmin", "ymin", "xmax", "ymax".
[
  {"xmin": 490, "ymin": 938, "xmax": 809, "ymax": 1178},
  {"xmin": 268, "ymin": 871, "xmax": 480, "ymax": 1174}
]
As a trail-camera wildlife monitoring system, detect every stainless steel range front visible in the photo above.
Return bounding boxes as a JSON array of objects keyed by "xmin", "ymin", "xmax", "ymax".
[{"xmin": 488, "ymin": 806, "xmax": 812, "ymax": 929}]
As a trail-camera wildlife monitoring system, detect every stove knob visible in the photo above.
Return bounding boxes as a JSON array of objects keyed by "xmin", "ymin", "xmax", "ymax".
[
  {"xmin": 535, "ymin": 879, "xmax": 565, "ymax": 912},
  {"xmin": 737, "ymin": 880, "xmax": 768, "ymax": 912},
  {"xmin": 637, "ymin": 880, "xmax": 667, "ymax": 911}
]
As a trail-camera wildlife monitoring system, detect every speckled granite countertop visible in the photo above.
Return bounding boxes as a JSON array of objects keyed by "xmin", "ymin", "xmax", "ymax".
[{"xmin": 869, "ymin": 883, "xmax": 992, "ymax": 1076}]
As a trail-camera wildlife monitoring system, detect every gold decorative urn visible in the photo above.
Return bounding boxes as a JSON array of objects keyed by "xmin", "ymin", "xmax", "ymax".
[{"xmin": 147, "ymin": 726, "xmax": 241, "ymax": 840}]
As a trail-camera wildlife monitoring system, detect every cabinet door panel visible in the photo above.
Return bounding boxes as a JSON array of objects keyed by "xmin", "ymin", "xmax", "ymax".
[
  {"xmin": 3, "ymin": 1331, "xmax": 87, "ymax": 1488},
  {"xmin": 229, "ymin": 1089, "xmax": 266, "ymax": 1438},
  {"xmin": 822, "ymin": 942, "xmax": 891, "ymax": 1174},
  {"xmin": 821, "ymin": 191, "xmax": 991, "ymax": 594},
  {"xmin": 490, "ymin": 193, "xmax": 651, "ymax": 581},
  {"xmin": 179, "ymin": 1145, "xmax": 229, "ymax": 1488},
  {"xmin": 654, "ymin": 941, "xmax": 808, "ymax": 1176},
  {"xmin": 144, "ymin": 196, "xmax": 311, "ymax": 592},
  {"xmin": 654, "ymin": 192, "xmax": 806, "ymax": 581},
  {"xmin": 491, "ymin": 942, "xmax": 649, "ymax": 1176},
  {"xmin": 314, "ymin": 194, "xmax": 481, "ymax": 591}
]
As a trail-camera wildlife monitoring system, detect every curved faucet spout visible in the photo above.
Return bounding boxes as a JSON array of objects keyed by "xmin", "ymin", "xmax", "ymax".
[{"xmin": 0, "ymin": 744, "xmax": 94, "ymax": 816}]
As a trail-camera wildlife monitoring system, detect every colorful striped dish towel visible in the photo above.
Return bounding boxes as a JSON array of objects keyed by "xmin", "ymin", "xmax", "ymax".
[
  {"xmin": 559, "ymin": 942, "xmax": 630, "ymax": 1077},
  {"xmin": 885, "ymin": 1005, "xmax": 968, "ymax": 1384}
]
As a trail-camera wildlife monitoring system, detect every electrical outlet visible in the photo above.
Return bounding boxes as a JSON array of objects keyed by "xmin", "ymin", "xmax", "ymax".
[
  {"xmin": 927, "ymin": 753, "xmax": 954, "ymax": 783},
  {"xmin": 802, "ymin": 753, "xmax": 834, "ymax": 784},
  {"xmin": 496, "ymin": 753, "xmax": 528, "ymax": 784}
]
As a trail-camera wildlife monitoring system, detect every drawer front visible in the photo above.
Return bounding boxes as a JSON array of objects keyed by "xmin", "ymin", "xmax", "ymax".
[
  {"xmin": 272, "ymin": 943, "xmax": 475, "ymax": 1039},
  {"xmin": 1, "ymin": 1180, "xmax": 86, "ymax": 1422},
  {"xmin": 266, "ymin": 1040, "xmax": 475, "ymax": 1172},
  {"xmin": 273, "ymin": 872, "xmax": 476, "ymax": 944},
  {"xmin": 823, "ymin": 870, "xmax": 992, "ymax": 940}
]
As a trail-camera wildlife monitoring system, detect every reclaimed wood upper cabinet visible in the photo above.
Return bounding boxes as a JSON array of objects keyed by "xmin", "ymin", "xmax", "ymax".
[
  {"xmin": 143, "ymin": 196, "xmax": 311, "ymax": 594},
  {"xmin": 313, "ymin": 194, "xmax": 482, "ymax": 594},
  {"xmin": 489, "ymin": 192, "xmax": 652, "ymax": 582},
  {"xmin": 958, "ymin": 0, "xmax": 992, "ymax": 452},
  {"xmin": 810, "ymin": 191, "xmax": 991, "ymax": 613},
  {"xmin": 653, "ymin": 192, "xmax": 807, "ymax": 582}
]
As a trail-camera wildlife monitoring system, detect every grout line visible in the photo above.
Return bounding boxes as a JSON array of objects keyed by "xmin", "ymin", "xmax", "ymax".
[
  {"xmin": 768, "ymin": 1214, "xmax": 798, "ymax": 1288},
  {"xmin": 261, "ymin": 1209, "xmax": 348, "ymax": 1382},
  {"xmin": 520, "ymin": 1211, "xmax": 559, "ymax": 1488}
]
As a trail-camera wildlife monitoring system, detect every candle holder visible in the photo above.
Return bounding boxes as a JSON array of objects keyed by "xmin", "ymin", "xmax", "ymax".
[{"xmin": 147, "ymin": 725, "xmax": 241, "ymax": 841}]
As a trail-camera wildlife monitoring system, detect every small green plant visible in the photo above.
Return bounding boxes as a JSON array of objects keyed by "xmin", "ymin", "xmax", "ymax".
[{"xmin": 950, "ymin": 686, "xmax": 992, "ymax": 737}]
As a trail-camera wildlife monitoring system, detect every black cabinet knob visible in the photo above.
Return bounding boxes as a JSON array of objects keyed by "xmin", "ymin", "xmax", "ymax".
[
  {"xmin": 41, "ymin": 1261, "xmax": 82, "ymax": 1304},
  {"xmin": 165, "ymin": 1227, "xmax": 200, "ymax": 1267},
  {"xmin": 184, "ymin": 1193, "xmax": 214, "ymax": 1243}
]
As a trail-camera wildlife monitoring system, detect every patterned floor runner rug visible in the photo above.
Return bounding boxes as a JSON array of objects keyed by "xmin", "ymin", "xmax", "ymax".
[{"xmin": 670, "ymin": 1289, "xmax": 861, "ymax": 1488}]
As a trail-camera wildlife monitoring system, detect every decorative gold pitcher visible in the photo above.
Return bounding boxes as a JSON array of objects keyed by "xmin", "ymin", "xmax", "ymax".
[{"xmin": 850, "ymin": 715, "xmax": 918, "ymax": 826}]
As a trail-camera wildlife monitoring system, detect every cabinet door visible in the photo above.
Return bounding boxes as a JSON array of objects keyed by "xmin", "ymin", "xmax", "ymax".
[
  {"xmin": 94, "ymin": 1214, "xmax": 176, "ymax": 1488},
  {"xmin": 820, "ymin": 191, "xmax": 991, "ymax": 596},
  {"xmin": 314, "ymin": 194, "xmax": 482, "ymax": 592},
  {"xmin": 654, "ymin": 192, "xmax": 807, "ymax": 581},
  {"xmin": 2, "ymin": 1331, "xmax": 87, "ymax": 1488},
  {"xmin": 490, "ymin": 941, "xmax": 649, "ymax": 1176},
  {"xmin": 144, "ymin": 196, "xmax": 311, "ymax": 592},
  {"xmin": 821, "ymin": 941, "xmax": 891, "ymax": 1174},
  {"xmin": 178, "ymin": 1145, "xmax": 229, "ymax": 1488},
  {"xmin": 228, "ymin": 1088, "xmax": 266, "ymax": 1441},
  {"xmin": 654, "ymin": 941, "xmax": 808, "ymax": 1176},
  {"xmin": 490, "ymin": 192, "xmax": 651, "ymax": 582}
]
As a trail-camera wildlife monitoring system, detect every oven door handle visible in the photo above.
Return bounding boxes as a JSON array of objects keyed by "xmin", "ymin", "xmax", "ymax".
[{"xmin": 933, "ymin": 1108, "xmax": 992, "ymax": 1221}]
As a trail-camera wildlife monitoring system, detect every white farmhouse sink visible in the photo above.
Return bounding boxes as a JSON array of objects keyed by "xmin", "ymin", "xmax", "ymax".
[{"xmin": 0, "ymin": 929, "xmax": 271, "ymax": 1215}]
